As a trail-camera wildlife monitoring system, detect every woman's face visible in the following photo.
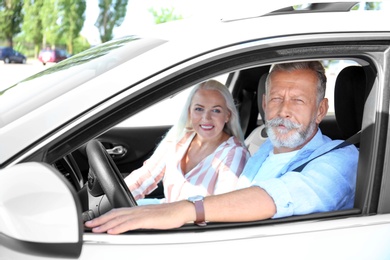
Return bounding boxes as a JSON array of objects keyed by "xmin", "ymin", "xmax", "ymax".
[{"xmin": 189, "ymin": 89, "xmax": 230, "ymax": 141}]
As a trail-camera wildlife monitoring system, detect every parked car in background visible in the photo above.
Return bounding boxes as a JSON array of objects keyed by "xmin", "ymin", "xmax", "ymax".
[
  {"xmin": 1, "ymin": 1, "xmax": 390, "ymax": 259},
  {"xmin": 38, "ymin": 48, "xmax": 69, "ymax": 65},
  {"xmin": 0, "ymin": 47, "xmax": 27, "ymax": 64}
]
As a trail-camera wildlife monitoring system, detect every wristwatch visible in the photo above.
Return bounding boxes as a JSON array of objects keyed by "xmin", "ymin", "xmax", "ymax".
[{"xmin": 187, "ymin": 195, "xmax": 206, "ymax": 226}]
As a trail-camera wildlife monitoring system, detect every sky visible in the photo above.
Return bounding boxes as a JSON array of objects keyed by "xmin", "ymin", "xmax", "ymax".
[
  {"xmin": 81, "ymin": 1, "xmax": 389, "ymax": 45},
  {"xmin": 80, "ymin": 0, "xmax": 213, "ymax": 45},
  {"xmin": 79, "ymin": 0, "xmax": 285, "ymax": 45}
]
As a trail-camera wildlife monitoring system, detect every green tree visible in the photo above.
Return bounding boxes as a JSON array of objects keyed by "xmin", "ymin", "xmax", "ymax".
[
  {"xmin": 58, "ymin": 0, "xmax": 86, "ymax": 54},
  {"xmin": 356, "ymin": 2, "xmax": 382, "ymax": 10},
  {"xmin": 148, "ymin": 7, "xmax": 182, "ymax": 24},
  {"xmin": 95, "ymin": 0, "xmax": 128, "ymax": 43},
  {"xmin": 41, "ymin": 0, "xmax": 61, "ymax": 48},
  {"xmin": 0, "ymin": 0, "xmax": 23, "ymax": 47},
  {"xmin": 72, "ymin": 34, "xmax": 90, "ymax": 54},
  {"xmin": 22, "ymin": 0, "xmax": 86, "ymax": 57},
  {"xmin": 22, "ymin": 0, "xmax": 44, "ymax": 57}
]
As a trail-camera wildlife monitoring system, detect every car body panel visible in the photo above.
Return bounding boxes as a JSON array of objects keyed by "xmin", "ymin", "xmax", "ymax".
[
  {"xmin": 81, "ymin": 215, "xmax": 390, "ymax": 259},
  {"xmin": 1, "ymin": 162, "xmax": 389, "ymax": 259}
]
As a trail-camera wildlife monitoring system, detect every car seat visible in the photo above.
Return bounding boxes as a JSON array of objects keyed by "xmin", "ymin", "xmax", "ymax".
[
  {"xmin": 334, "ymin": 65, "xmax": 370, "ymax": 141},
  {"xmin": 236, "ymin": 66, "xmax": 271, "ymax": 138},
  {"xmin": 245, "ymin": 73, "xmax": 268, "ymax": 155}
]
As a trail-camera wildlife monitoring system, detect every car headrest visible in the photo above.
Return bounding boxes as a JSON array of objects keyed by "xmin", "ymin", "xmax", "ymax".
[
  {"xmin": 334, "ymin": 66, "xmax": 367, "ymax": 139},
  {"xmin": 257, "ymin": 73, "xmax": 268, "ymax": 124}
]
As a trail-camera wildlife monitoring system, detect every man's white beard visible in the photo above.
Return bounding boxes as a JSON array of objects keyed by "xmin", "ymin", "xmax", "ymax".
[{"xmin": 265, "ymin": 117, "xmax": 317, "ymax": 149}]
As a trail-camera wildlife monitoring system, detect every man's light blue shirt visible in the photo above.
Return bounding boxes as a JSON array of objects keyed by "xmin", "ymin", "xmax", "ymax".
[{"xmin": 237, "ymin": 129, "xmax": 359, "ymax": 218}]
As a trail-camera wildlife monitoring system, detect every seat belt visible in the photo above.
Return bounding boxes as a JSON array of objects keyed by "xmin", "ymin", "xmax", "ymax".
[{"xmin": 292, "ymin": 130, "xmax": 361, "ymax": 172}]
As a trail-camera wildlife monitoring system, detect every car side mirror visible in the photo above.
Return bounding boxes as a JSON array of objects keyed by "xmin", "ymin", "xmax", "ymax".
[{"xmin": 0, "ymin": 162, "xmax": 82, "ymax": 258}]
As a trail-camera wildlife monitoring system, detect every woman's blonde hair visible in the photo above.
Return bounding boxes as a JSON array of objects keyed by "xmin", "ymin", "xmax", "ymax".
[{"xmin": 166, "ymin": 79, "xmax": 245, "ymax": 144}]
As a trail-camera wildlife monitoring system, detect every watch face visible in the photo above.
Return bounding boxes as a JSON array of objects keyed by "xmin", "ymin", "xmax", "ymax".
[{"xmin": 188, "ymin": 195, "xmax": 204, "ymax": 202}]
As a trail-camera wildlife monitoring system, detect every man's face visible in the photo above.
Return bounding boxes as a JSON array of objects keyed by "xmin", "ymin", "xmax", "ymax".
[{"xmin": 263, "ymin": 69, "xmax": 328, "ymax": 153}]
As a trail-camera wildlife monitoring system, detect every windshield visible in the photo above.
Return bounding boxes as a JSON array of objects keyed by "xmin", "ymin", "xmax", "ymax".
[{"xmin": 0, "ymin": 36, "xmax": 166, "ymax": 128}]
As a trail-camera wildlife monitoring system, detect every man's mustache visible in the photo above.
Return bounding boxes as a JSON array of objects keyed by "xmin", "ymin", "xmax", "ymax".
[{"xmin": 266, "ymin": 117, "xmax": 302, "ymax": 131}]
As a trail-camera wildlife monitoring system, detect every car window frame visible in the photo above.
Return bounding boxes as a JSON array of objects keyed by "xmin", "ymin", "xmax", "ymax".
[{"xmin": 18, "ymin": 35, "xmax": 390, "ymax": 232}]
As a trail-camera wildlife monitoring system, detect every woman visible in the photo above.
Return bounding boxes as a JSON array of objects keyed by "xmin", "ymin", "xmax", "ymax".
[{"xmin": 124, "ymin": 79, "xmax": 250, "ymax": 203}]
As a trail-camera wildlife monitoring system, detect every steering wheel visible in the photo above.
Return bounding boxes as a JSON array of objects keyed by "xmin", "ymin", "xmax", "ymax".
[{"xmin": 86, "ymin": 139, "xmax": 137, "ymax": 214}]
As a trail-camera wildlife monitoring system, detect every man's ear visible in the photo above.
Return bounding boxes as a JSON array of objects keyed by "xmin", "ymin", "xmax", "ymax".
[
  {"xmin": 316, "ymin": 98, "xmax": 329, "ymax": 124},
  {"xmin": 262, "ymin": 94, "xmax": 266, "ymax": 111}
]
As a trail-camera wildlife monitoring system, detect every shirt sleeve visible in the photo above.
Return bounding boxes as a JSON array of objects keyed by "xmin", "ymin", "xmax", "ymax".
[
  {"xmin": 213, "ymin": 142, "xmax": 250, "ymax": 195},
  {"xmin": 255, "ymin": 145, "xmax": 359, "ymax": 218}
]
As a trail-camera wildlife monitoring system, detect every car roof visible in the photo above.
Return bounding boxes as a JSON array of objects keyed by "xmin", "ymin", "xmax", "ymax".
[
  {"xmin": 1, "ymin": 1, "xmax": 390, "ymax": 165},
  {"xmin": 140, "ymin": 5, "xmax": 388, "ymax": 39}
]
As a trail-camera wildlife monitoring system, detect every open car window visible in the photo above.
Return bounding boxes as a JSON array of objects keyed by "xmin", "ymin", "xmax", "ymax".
[
  {"xmin": 88, "ymin": 54, "xmax": 375, "ymax": 230},
  {"xmin": 119, "ymin": 74, "xmax": 230, "ymax": 127}
]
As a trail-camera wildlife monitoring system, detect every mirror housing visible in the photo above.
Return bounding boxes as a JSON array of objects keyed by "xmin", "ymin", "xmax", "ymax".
[{"xmin": 0, "ymin": 162, "xmax": 82, "ymax": 258}]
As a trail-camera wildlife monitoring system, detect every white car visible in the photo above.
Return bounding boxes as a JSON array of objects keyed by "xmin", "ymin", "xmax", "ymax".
[{"xmin": 1, "ymin": 1, "xmax": 390, "ymax": 259}]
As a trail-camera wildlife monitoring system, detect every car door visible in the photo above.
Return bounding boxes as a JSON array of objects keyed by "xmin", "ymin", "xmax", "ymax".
[
  {"xmin": 72, "ymin": 37, "xmax": 390, "ymax": 258},
  {"xmin": 10, "ymin": 50, "xmax": 19, "ymax": 63}
]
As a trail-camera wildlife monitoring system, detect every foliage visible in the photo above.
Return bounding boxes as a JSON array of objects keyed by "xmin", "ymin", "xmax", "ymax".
[
  {"xmin": 58, "ymin": 0, "xmax": 86, "ymax": 54},
  {"xmin": 351, "ymin": 2, "xmax": 383, "ymax": 10},
  {"xmin": 95, "ymin": 0, "xmax": 128, "ymax": 43},
  {"xmin": 148, "ymin": 7, "xmax": 182, "ymax": 24},
  {"xmin": 21, "ymin": 0, "xmax": 87, "ymax": 57},
  {"xmin": 22, "ymin": 0, "xmax": 43, "ymax": 57},
  {"xmin": 0, "ymin": 0, "xmax": 23, "ymax": 47},
  {"xmin": 41, "ymin": 0, "xmax": 61, "ymax": 48},
  {"xmin": 1, "ymin": 0, "xmax": 183, "ymax": 57},
  {"xmin": 72, "ymin": 35, "xmax": 90, "ymax": 54}
]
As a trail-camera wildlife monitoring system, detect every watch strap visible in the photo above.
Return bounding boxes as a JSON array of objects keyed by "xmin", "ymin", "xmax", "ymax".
[{"xmin": 193, "ymin": 200, "xmax": 206, "ymax": 226}]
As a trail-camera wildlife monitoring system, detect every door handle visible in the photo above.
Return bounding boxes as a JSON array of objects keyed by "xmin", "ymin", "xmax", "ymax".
[{"xmin": 106, "ymin": 145, "xmax": 127, "ymax": 157}]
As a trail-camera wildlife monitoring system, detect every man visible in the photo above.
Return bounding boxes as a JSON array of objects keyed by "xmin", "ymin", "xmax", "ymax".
[{"xmin": 85, "ymin": 61, "xmax": 359, "ymax": 234}]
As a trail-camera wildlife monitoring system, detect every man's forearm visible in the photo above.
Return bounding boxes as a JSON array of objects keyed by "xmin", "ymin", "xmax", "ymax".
[{"xmin": 202, "ymin": 186, "xmax": 276, "ymax": 222}]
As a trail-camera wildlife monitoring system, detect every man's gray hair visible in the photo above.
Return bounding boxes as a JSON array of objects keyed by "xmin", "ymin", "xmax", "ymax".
[{"xmin": 266, "ymin": 61, "xmax": 327, "ymax": 105}]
